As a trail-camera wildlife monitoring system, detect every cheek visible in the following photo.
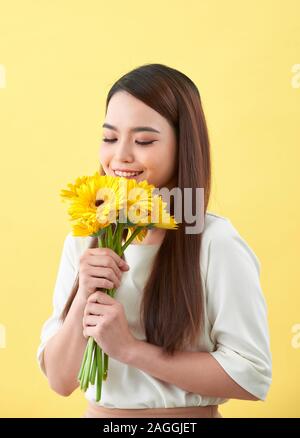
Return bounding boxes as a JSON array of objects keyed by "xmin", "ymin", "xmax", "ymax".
[
  {"xmin": 99, "ymin": 146, "xmax": 112, "ymax": 166},
  {"xmin": 156, "ymin": 153, "xmax": 177, "ymax": 186},
  {"xmin": 149, "ymin": 146, "xmax": 176, "ymax": 174},
  {"xmin": 146, "ymin": 161, "xmax": 175, "ymax": 188}
]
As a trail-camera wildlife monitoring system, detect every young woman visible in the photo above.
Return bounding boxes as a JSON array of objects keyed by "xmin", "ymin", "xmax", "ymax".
[{"xmin": 37, "ymin": 63, "xmax": 272, "ymax": 418}]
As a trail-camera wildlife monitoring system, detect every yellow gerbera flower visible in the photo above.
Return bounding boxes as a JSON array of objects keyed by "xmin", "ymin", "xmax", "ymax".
[
  {"xmin": 150, "ymin": 194, "xmax": 178, "ymax": 229},
  {"xmin": 60, "ymin": 175, "xmax": 90, "ymax": 200},
  {"xmin": 121, "ymin": 178, "xmax": 155, "ymax": 226},
  {"xmin": 60, "ymin": 171, "xmax": 178, "ymax": 237},
  {"xmin": 60, "ymin": 172, "xmax": 126, "ymax": 236},
  {"xmin": 71, "ymin": 216, "xmax": 105, "ymax": 237},
  {"xmin": 96, "ymin": 196, "xmax": 118, "ymax": 225}
]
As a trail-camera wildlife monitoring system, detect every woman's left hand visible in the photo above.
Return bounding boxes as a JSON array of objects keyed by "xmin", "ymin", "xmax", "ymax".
[{"xmin": 82, "ymin": 290, "xmax": 138, "ymax": 363}]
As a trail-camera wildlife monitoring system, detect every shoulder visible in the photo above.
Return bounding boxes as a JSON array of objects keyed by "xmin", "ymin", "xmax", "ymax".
[
  {"xmin": 201, "ymin": 211, "xmax": 240, "ymax": 248},
  {"xmin": 202, "ymin": 211, "xmax": 234, "ymax": 240},
  {"xmin": 200, "ymin": 211, "xmax": 261, "ymax": 276}
]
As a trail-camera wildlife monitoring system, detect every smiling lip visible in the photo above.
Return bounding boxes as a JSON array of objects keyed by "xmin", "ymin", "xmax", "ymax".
[{"xmin": 113, "ymin": 169, "xmax": 143, "ymax": 173}]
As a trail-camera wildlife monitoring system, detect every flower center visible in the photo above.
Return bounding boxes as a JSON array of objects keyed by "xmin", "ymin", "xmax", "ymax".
[{"xmin": 95, "ymin": 199, "xmax": 104, "ymax": 207}]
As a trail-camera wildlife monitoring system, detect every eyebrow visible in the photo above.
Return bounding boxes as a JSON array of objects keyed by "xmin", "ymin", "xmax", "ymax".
[{"xmin": 102, "ymin": 123, "xmax": 160, "ymax": 134}]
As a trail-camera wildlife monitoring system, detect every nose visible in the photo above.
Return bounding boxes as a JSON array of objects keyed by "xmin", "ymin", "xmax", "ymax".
[{"xmin": 114, "ymin": 139, "xmax": 135, "ymax": 163}]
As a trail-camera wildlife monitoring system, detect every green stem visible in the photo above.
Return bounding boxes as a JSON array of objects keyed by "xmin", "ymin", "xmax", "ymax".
[
  {"xmin": 107, "ymin": 223, "xmax": 113, "ymax": 248},
  {"xmin": 104, "ymin": 227, "xmax": 108, "ymax": 247},
  {"xmin": 120, "ymin": 226, "xmax": 144, "ymax": 254},
  {"xmin": 90, "ymin": 342, "xmax": 97, "ymax": 385},
  {"xmin": 116, "ymin": 223, "xmax": 125, "ymax": 255},
  {"xmin": 103, "ymin": 353, "xmax": 108, "ymax": 381},
  {"xmin": 82, "ymin": 337, "xmax": 94, "ymax": 392},
  {"xmin": 96, "ymin": 344, "xmax": 103, "ymax": 402},
  {"xmin": 112, "ymin": 222, "xmax": 119, "ymax": 244},
  {"xmin": 98, "ymin": 231, "xmax": 105, "ymax": 248},
  {"xmin": 80, "ymin": 346, "xmax": 90, "ymax": 390}
]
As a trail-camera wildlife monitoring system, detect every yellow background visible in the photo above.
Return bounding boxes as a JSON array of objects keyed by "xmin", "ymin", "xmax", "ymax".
[{"xmin": 0, "ymin": 0, "xmax": 299, "ymax": 418}]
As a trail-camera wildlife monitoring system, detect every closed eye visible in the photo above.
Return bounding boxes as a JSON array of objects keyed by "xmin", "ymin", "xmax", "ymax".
[{"xmin": 102, "ymin": 138, "xmax": 156, "ymax": 146}]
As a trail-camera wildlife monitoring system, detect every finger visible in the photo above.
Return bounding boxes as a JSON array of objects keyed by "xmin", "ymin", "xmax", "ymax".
[
  {"xmin": 88, "ymin": 290, "xmax": 118, "ymax": 305},
  {"xmin": 86, "ymin": 266, "xmax": 121, "ymax": 287},
  {"xmin": 87, "ymin": 255, "xmax": 126, "ymax": 279},
  {"xmin": 88, "ymin": 247, "xmax": 127, "ymax": 268},
  {"xmin": 85, "ymin": 302, "xmax": 102, "ymax": 316},
  {"xmin": 83, "ymin": 326, "xmax": 97, "ymax": 339},
  {"xmin": 87, "ymin": 265, "xmax": 122, "ymax": 282},
  {"xmin": 85, "ymin": 302, "xmax": 111, "ymax": 316},
  {"xmin": 87, "ymin": 277, "xmax": 114, "ymax": 290},
  {"xmin": 84, "ymin": 314, "xmax": 100, "ymax": 326}
]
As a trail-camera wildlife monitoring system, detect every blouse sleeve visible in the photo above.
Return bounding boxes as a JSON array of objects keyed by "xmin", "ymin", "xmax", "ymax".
[
  {"xmin": 205, "ymin": 221, "xmax": 272, "ymax": 401},
  {"xmin": 36, "ymin": 232, "xmax": 78, "ymax": 374}
]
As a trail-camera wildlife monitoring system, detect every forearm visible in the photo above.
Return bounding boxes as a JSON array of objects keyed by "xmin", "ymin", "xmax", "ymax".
[
  {"xmin": 125, "ymin": 340, "xmax": 259, "ymax": 401},
  {"xmin": 43, "ymin": 293, "xmax": 87, "ymax": 396}
]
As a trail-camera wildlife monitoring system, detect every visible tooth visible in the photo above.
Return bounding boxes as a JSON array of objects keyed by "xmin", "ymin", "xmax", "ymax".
[{"xmin": 115, "ymin": 170, "xmax": 141, "ymax": 177}]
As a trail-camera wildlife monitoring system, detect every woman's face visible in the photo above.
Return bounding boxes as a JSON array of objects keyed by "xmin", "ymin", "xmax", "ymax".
[{"xmin": 100, "ymin": 91, "xmax": 177, "ymax": 189}]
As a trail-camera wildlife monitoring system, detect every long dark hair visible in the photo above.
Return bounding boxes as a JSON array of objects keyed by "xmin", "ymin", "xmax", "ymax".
[{"xmin": 60, "ymin": 63, "xmax": 211, "ymax": 355}]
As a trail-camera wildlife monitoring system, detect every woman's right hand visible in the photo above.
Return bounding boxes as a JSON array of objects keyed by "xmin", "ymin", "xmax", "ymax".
[{"xmin": 77, "ymin": 247, "xmax": 130, "ymax": 301}]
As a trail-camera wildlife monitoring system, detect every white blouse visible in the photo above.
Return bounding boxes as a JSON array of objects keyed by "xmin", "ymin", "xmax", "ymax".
[{"xmin": 37, "ymin": 212, "xmax": 272, "ymax": 408}]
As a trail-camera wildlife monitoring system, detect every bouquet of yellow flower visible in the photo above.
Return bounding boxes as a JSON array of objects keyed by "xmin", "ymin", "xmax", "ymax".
[{"xmin": 60, "ymin": 171, "xmax": 178, "ymax": 402}]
